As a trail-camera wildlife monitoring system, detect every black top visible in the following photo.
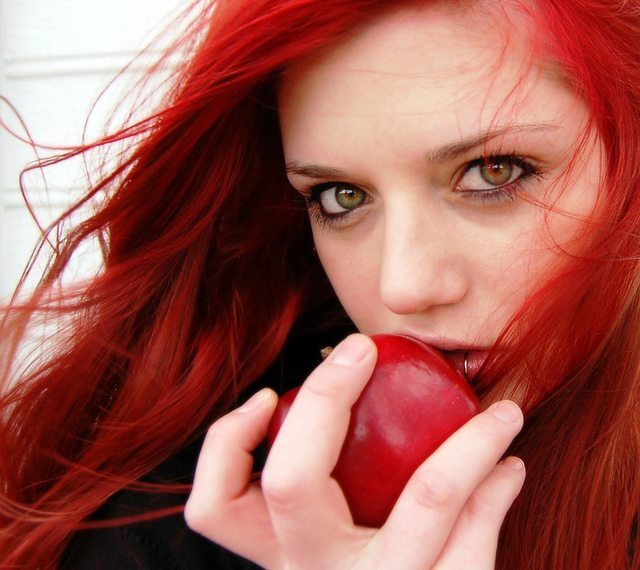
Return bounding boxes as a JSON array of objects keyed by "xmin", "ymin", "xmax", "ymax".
[
  {"xmin": 61, "ymin": 326, "xmax": 353, "ymax": 569},
  {"xmin": 61, "ymin": 438, "xmax": 262, "ymax": 570}
]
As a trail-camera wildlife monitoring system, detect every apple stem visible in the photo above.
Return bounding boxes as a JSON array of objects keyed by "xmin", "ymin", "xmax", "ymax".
[{"xmin": 320, "ymin": 346, "xmax": 334, "ymax": 360}]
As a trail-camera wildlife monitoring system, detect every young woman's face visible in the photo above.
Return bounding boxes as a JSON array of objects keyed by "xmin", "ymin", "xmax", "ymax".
[{"xmin": 279, "ymin": 3, "xmax": 601, "ymax": 376}]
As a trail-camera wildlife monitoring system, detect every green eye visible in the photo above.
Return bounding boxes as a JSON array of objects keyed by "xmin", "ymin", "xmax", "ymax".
[
  {"xmin": 454, "ymin": 154, "xmax": 540, "ymax": 204},
  {"xmin": 317, "ymin": 185, "xmax": 367, "ymax": 214},
  {"xmin": 479, "ymin": 160, "xmax": 513, "ymax": 186},
  {"xmin": 458, "ymin": 156, "xmax": 527, "ymax": 192},
  {"xmin": 334, "ymin": 187, "xmax": 366, "ymax": 209}
]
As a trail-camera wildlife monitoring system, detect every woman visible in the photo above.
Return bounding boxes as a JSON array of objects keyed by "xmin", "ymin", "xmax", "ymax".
[{"xmin": 1, "ymin": 0, "xmax": 639, "ymax": 568}]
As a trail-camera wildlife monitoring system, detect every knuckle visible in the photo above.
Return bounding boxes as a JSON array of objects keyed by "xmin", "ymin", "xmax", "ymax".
[
  {"xmin": 204, "ymin": 422, "xmax": 220, "ymax": 444},
  {"xmin": 261, "ymin": 469, "xmax": 310, "ymax": 514},
  {"xmin": 184, "ymin": 498, "xmax": 216, "ymax": 534},
  {"xmin": 410, "ymin": 466, "xmax": 459, "ymax": 510},
  {"xmin": 204, "ymin": 416, "xmax": 231, "ymax": 444},
  {"xmin": 464, "ymin": 489, "xmax": 497, "ymax": 522}
]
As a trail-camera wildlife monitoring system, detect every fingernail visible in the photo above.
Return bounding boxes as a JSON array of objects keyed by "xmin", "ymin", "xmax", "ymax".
[
  {"xmin": 501, "ymin": 456, "xmax": 525, "ymax": 471},
  {"xmin": 328, "ymin": 335, "xmax": 372, "ymax": 366},
  {"xmin": 488, "ymin": 400, "xmax": 522, "ymax": 424},
  {"xmin": 237, "ymin": 388, "xmax": 274, "ymax": 413}
]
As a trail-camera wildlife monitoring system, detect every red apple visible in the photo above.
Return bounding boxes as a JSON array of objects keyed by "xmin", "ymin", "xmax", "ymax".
[{"xmin": 265, "ymin": 334, "xmax": 481, "ymax": 527}]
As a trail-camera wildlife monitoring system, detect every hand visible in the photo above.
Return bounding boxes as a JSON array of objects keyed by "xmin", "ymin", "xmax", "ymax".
[{"xmin": 185, "ymin": 334, "xmax": 525, "ymax": 569}]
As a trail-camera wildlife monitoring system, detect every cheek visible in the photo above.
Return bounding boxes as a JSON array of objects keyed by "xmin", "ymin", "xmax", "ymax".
[
  {"xmin": 313, "ymin": 230, "xmax": 381, "ymax": 324},
  {"xmin": 461, "ymin": 211, "xmax": 570, "ymax": 331},
  {"xmin": 537, "ymin": 140, "xmax": 603, "ymax": 250},
  {"xmin": 481, "ymin": 214, "xmax": 582, "ymax": 322},
  {"xmin": 488, "ymin": 151, "xmax": 602, "ymax": 320}
]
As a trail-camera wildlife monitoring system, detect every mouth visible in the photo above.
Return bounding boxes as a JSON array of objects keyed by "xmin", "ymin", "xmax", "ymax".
[
  {"xmin": 442, "ymin": 350, "xmax": 490, "ymax": 383},
  {"xmin": 392, "ymin": 331, "xmax": 490, "ymax": 383}
]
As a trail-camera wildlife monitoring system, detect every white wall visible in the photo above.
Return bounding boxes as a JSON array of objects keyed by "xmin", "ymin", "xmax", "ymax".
[{"xmin": 0, "ymin": 0, "xmax": 184, "ymax": 300}]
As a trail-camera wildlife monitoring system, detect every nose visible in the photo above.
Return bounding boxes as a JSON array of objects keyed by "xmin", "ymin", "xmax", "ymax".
[{"xmin": 379, "ymin": 209, "xmax": 470, "ymax": 315}]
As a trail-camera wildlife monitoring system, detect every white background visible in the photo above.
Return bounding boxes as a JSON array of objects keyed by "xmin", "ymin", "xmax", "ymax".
[{"xmin": 0, "ymin": 0, "xmax": 184, "ymax": 300}]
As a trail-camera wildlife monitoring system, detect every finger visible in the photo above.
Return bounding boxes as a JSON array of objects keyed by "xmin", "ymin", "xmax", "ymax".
[
  {"xmin": 261, "ymin": 334, "xmax": 377, "ymax": 566},
  {"xmin": 434, "ymin": 456, "xmax": 526, "ymax": 569},
  {"xmin": 373, "ymin": 400, "xmax": 524, "ymax": 570},
  {"xmin": 185, "ymin": 388, "xmax": 283, "ymax": 569}
]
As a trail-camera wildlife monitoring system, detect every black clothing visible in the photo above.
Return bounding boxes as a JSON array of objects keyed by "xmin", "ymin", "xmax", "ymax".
[
  {"xmin": 61, "ymin": 326, "xmax": 354, "ymax": 569},
  {"xmin": 61, "ymin": 438, "xmax": 262, "ymax": 570}
]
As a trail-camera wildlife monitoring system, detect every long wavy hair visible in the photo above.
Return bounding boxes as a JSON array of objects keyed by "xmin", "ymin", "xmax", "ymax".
[{"xmin": 1, "ymin": 0, "xmax": 639, "ymax": 568}]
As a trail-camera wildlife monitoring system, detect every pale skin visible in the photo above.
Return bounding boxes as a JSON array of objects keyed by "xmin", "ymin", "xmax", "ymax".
[{"xmin": 186, "ymin": 2, "xmax": 601, "ymax": 568}]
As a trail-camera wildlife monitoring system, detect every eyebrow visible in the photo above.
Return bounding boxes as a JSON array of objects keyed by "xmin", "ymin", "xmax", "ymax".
[{"xmin": 285, "ymin": 123, "xmax": 558, "ymax": 179}]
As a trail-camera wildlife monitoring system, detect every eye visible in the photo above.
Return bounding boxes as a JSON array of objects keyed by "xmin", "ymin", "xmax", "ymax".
[
  {"xmin": 457, "ymin": 155, "xmax": 531, "ymax": 192},
  {"xmin": 314, "ymin": 184, "xmax": 367, "ymax": 214}
]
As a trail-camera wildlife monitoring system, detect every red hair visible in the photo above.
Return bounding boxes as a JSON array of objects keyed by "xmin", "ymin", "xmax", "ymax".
[{"xmin": 1, "ymin": 0, "xmax": 640, "ymax": 568}]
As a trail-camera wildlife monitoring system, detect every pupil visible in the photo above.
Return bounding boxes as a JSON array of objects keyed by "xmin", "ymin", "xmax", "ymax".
[
  {"xmin": 480, "ymin": 160, "xmax": 512, "ymax": 185},
  {"xmin": 336, "ymin": 188, "xmax": 364, "ymax": 209}
]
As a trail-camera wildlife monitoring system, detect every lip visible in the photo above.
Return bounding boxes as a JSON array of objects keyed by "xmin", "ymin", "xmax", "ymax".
[
  {"xmin": 444, "ymin": 350, "xmax": 490, "ymax": 382},
  {"xmin": 392, "ymin": 330, "xmax": 490, "ymax": 381},
  {"xmin": 392, "ymin": 330, "xmax": 486, "ymax": 352}
]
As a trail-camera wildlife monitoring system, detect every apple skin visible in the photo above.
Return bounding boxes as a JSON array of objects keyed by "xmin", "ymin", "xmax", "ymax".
[{"xmin": 265, "ymin": 334, "xmax": 481, "ymax": 528}]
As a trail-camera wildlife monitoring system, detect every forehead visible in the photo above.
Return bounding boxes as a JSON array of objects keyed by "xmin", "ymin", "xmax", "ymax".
[
  {"xmin": 278, "ymin": 2, "xmax": 578, "ymax": 150},
  {"xmin": 280, "ymin": 1, "xmax": 540, "ymax": 83}
]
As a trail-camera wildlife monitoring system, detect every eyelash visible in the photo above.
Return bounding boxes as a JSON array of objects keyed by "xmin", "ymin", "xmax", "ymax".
[
  {"xmin": 302, "ymin": 154, "xmax": 544, "ymax": 229},
  {"xmin": 304, "ymin": 186, "xmax": 360, "ymax": 229}
]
